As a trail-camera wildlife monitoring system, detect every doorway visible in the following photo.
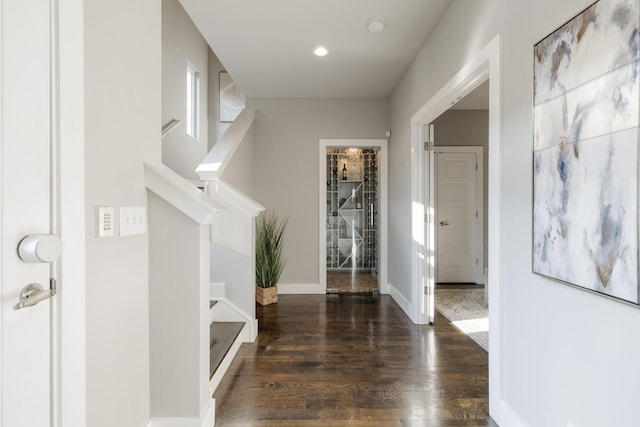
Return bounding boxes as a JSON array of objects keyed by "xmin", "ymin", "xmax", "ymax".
[
  {"xmin": 431, "ymin": 104, "xmax": 487, "ymax": 352},
  {"xmin": 429, "ymin": 91, "xmax": 489, "ymax": 354},
  {"xmin": 409, "ymin": 34, "xmax": 502, "ymax": 419},
  {"xmin": 319, "ymin": 139, "xmax": 388, "ymax": 295}
]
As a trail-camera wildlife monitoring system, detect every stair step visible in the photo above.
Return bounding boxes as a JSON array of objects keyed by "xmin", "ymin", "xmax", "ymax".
[{"xmin": 210, "ymin": 321, "xmax": 244, "ymax": 379}]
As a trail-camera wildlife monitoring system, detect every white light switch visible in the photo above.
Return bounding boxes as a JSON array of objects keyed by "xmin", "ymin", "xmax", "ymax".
[{"xmin": 120, "ymin": 206, "xmax": 146, "ymax": 237}]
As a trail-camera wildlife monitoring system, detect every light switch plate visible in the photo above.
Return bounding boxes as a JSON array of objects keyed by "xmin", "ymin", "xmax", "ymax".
[
  {"xmin": 120, "ymin": 206, "xmax": 146, "ymax": 237},
  {"xmin": 97, "ymin": 206, "xmax": 114, "ymax": 237}
]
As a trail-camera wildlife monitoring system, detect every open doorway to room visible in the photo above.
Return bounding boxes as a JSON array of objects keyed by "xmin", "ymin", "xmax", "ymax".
[
  {"xmin": 410, "ymin": 34, "xmax": 501, "ymax": 419},
  {"xmin": 319, "ymin": 139, "xmax": 388, "ymax": 296},
  {"xmin": 411, "ymin": 36, "xmax": 501, "ymax": 360},
  {"xmin": 431, "ymin": 81, "xmax": 489, "ymax": 351}
]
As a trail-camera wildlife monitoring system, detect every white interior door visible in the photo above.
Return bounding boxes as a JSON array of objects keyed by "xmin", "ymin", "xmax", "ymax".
[
  {"xmin": 435, "ymin": 150, "xmax": 478, "ymax": 283},
  {"xmin": 1, "ymin": 0, "xmax": 56, "ymax": 425}
]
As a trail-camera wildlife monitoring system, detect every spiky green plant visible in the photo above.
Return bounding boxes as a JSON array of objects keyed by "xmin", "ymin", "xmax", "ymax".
[{"xmin": 255, "ymin": 211, "xmax": 288, "ymax": 288}]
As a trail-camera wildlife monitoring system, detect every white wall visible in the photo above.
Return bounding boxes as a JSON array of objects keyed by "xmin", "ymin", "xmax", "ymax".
[
  {"xmin": 433, "ymin": 109, "xmax": 488, "ymax": 269},
  {"xmin": 210, "ymin": 244, "xmax": 254, "ymax": 316},
  {"xmin": 162, "ymin": 0, "xmax": 208, "ymax": 181},
  {"xmin": 221, "ymin": 122, "xmax": 256, "ymax": 195},
  {"xmin": 83, "ymin": 1, "xmax": 160, "ymax": 426},
  {"xmin": 390, "ymin": 0, "xmax": 640, "ymax": 425},
  {"xmin": 208, "ymin": 50, "xmax": 231, "ymax": 151},
  {"xmin": 148, "ymin": 193, "xmax": 210, "ymax": 419},
  {"xmin": 247, "ymin": 98, "xmax": 388, "ymax": 286}
]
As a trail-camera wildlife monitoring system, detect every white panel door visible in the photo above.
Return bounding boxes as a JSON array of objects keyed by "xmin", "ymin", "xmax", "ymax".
[
  {"xmin": 436, "ymin": 151, "xmax": 477, "ymax": 283},
  {"xmin": 1, "ymin": 0, "xmax": 55, "ymax": 426}
]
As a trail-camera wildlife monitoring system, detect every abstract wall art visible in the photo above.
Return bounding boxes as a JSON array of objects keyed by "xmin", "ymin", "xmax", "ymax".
[{"xmin": 533, "ymin": 0, "xmax": 640, "ymax": 304}]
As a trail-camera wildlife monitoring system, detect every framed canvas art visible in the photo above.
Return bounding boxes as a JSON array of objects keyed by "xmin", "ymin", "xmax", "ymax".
[{"xmin": 533, "ymin": 0, "xmax": 640, "ymax": 304}]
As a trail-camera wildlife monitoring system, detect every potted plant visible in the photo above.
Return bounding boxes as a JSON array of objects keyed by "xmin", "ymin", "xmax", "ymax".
[{"xmin": 255, "ymin": 211, "xmax": 287, "ymax": 305}]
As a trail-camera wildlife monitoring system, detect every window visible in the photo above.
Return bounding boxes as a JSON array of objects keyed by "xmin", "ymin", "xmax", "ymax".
[{"xmin": 186, "ymin": 63, "xmax": 200, "ymax": 139}]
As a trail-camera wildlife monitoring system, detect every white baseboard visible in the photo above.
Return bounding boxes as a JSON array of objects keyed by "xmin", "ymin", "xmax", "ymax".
[
  {"xmin": 491, "ymin": 398, "xmax": 527, "ymax": 427},
  {"xmin": 388, "ymin": 283, "xmax": 416, "ymax": 322},
  {"xmin": 246, "ymin": 318, "xmax": 258, "ymax": 342},
  {"xmin": 379, "ymin": 281, "xmax": 390, "ymax": 294},
  {"xmin": 209, "ymin": 282, "xmax": 226, "ymax": 300},
  {"xmin": 277, "ymin": 283, "xmax": 325, "ymax": 294},
  {"xmin": 210, "ymin": 298, "xmax": 257, "ymax": 342},
  {"xmin": 147, "ymin": 398, "xmax": 215, "ymax": 427}
]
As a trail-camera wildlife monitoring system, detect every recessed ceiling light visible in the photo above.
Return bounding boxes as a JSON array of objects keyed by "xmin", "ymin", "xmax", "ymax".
[
  {"xmin": 367, "ymin": 17, "xmax": 385, "ymax": 33},
  {"xmin": 314, "ymin": 46, "xmax": 329, "ymax": 57}
]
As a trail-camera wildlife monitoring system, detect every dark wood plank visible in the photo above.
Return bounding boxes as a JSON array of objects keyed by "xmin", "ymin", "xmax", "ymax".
[
  {"xmin": 210, "ymin": 322, "xmax": 244, "ymax": 379},
  {"xmin": 213, "ymin": 295, "xmax": 497, "ymax": 426}
]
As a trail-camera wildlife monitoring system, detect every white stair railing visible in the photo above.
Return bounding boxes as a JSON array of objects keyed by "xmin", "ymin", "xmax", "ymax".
[
  {"xmin": 144, "ymin": 160, "xmax": 224, "ymax": 422},
  {"xmin": 197, "ymin": 108, "xmax": 256, "ymax": 181},
  {"xmin": 197, "ymin": 107, "xmax": 263, "ymax": 342}
]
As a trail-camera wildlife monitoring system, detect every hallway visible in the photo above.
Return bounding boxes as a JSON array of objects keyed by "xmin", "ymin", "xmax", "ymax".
[{"xmin": 213, "ymin": 295, "xmax": 496, "ymax": 426}]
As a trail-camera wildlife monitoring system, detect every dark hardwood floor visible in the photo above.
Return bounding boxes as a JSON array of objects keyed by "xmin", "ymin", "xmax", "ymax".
[{"xmin": 213, "ymin": 295, "xmax": 497, "ymax": 426}]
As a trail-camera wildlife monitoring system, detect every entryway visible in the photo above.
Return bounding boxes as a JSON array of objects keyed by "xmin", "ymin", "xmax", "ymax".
[
  {"xmin": 409, "ymin": 34, "xmax": 502, "ymax": 415},
  {"xmin": 319, "ymin": 139, "xmax": 388, "ymax": 295},
  {"xmin": 429, "ymin": 83, "xmax": 488, "ymax": 352}
]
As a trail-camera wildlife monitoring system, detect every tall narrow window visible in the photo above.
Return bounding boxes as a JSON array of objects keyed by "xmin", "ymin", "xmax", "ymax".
[{"xmin": 186, "ymin": 63, "xmax": 200, "ymax": 139}]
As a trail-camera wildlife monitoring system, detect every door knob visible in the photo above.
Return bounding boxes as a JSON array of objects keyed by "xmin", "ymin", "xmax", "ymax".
[
  {"xmin": 17, "ymin": 234, "xmax": 62, "ymax": 263},
  {"xmin": 439, "ymin": 221, "xmax": 450, "ymax": 226}
]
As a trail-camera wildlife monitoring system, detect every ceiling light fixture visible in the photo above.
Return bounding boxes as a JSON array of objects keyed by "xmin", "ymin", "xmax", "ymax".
[
  {"xmin": 367, "ymin": 17, "xmax": 385, "ymax": 33},
  {"xmin": 314, "ymin": 46, "xmax": 329, "ymax": 57}
]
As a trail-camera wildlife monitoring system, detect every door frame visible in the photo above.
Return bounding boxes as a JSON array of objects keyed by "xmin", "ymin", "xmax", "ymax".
[
  {"xmin": 57, "ymin": 1, "xmax": 88, "ymax": 425},
  {"xmin": 434, "ymin": 146, "xmax": 484, "ymax": 285},
  {"xmin": 318, "ymin": 139, "xmax": 388, "ymax": 294},
  {"xmin": 410, "ymin": 34, "xmax": 504, "ymax": 419}
]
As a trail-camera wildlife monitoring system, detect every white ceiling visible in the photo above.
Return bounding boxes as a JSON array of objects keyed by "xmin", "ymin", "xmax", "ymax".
[{"xmin": 178, "ymin": 0, "xmax": 454, "ymax": 98}]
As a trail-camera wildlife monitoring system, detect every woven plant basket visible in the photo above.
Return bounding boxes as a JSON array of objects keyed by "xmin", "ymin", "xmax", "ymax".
[{"xmin": 256, "ymin": 285, "xmax": 278, "ymax": 305}]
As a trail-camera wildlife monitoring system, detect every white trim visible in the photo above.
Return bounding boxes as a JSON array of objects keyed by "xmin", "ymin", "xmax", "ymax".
[
  {"xmin": 318, "ymin": 139, "xmax": 389, "ymax": 295},
  {"xmin": 186, "ymin": 61, "xmax": 200, "ymax": 141},
  {"xmin": 196, "ymin": 108, "xmax": 256, "ymax": 181},
  {"xmin": 58, "ymin": 0, "xmax": 87, "ymax": 425},
  {"xmin": 410, "ymin": 34, "xmax": 505, "ymax": 423},
  {"xmin": 433, "ymin": 146, "xmax": 484, "ymax": 284},
  {"xmin": 144, "ymin": 161, "xmax": 225, "ymax": 224},
  {"xmin": 209, "ymin": 298, "xmax": 258, "ymax": 342},
  {"xmin": 210, "ymin": 179, "xmax": 264, "ymax": 217},
  {"xmin": 147, "ymin": 398, "xmax": 215, "ymax": 427},
  {"xmin": 209, "ymin": 282, "xmax": 226, "ymax": 300},
  {"xmin": 388, "ymin": 283, "xmax": 413, "ymax": 318},
  {"xmin": 205, "ymin": 179, "xmax": 264, "ymax": 257},
  {"xmin": 494, "ymin": 399, "xmax": 527, "ymax": 427},
  {"xmin": 277, "ymin": 283, "xmax": 325, "ymax": 294},
  {"xmin": 378, "ymin": 280, "xmax": 390, "ymax": 295}
]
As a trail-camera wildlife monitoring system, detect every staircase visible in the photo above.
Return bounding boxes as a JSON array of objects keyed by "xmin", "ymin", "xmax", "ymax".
[
  {"xmin": 146, "ymin": 108, "xmax": 262, "ymax": 426},
  {"xmin": 198, "ymin": 108, "xmax": 263, "ymax": 394}
]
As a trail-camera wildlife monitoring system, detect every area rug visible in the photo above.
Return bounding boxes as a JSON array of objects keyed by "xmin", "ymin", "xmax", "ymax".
[{"xmin": 435, "ymin": 288, "xmax": 488, "ymax": 352}]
